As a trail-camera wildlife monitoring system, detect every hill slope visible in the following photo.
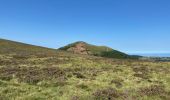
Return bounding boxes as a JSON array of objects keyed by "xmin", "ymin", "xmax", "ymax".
[
  {"xmin": 59, "ymin": 41, "xmax": 132, "ymax": 59},
  {"xmin": 0, "ymin": 39, "xmax": 170, "ymax": 100},
  {"xmin": 0, "ymin": 38, "xmax": 59, "ymax": 55}
]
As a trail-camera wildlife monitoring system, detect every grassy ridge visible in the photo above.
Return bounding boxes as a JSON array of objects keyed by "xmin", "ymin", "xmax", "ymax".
[{"xmin": 0, "ymin": 38, "xmax": 58, "ymax": 54}]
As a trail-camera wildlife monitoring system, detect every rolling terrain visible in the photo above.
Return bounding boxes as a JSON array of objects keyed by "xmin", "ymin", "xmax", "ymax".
[{"xmin": 0, "ymin": 39, "xmax": 170, "ymax": 100}]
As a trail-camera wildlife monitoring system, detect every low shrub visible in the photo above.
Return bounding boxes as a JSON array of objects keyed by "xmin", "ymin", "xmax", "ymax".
[
  {"xmin": 133, "ymin": 66, "xmax": 151, "ymax": 79},
  {"xmin": 138, "ymin": 85, "xmax": 168, "ymax": 97},
  {"xmin": 93, "ymin": 88, "xmax": 122, "ymax": 100},
  {"xmin": 0, "ymin": 67, "xmax": 66, "ymax": 84},
  {"xmin": 73, "ymin": 72, "xmax": 86, "ymax": 78},
  {"xmin": 110, "ymin": 79, "xmax": 123, "ymax": 88}
]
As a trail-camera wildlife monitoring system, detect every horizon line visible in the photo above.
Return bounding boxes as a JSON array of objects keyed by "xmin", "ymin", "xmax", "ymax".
[{"xmin": 1, "ymin": 37, "xmax": 170, "ymax": 54}]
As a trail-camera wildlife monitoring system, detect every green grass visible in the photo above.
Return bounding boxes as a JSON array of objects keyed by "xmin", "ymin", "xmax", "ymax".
[{"xmin": 0, "ymin": 39, "xmax": 170, "ymax": 100}]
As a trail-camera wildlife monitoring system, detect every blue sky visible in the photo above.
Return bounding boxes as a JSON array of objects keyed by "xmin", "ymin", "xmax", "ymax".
[{"xmin": 0, "ymin": 0, "xmax": 170, "ymax": 54}]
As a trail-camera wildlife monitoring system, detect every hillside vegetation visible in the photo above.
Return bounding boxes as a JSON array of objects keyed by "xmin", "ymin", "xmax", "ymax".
[
  {"xmin": 59, "ymin": 41, "xmax": 133, "ymax": 59},
  {"xmin": 0, "ymin": 39, "xmax": 170, "ymax": 100},
  {"xmin": 0, "ymin": 39, "xmax": 59, "ymax": 54}
]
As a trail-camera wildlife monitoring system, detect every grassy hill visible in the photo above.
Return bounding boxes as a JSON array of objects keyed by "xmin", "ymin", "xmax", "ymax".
[
  {"xmin": 0, "ymin": 39, "xmax": 170, "ymax": 100},
  {"xmin": 0, "ymin": 38, "xmax": 58, "ymax": 54},
  {"xmin": 59, "ymin": 41, "xmax": 133, "ymax": 59}
]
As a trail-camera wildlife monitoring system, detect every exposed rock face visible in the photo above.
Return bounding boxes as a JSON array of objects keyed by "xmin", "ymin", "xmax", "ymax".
[{"xmin": 67, "ymin": 42, "xmax": 90, "ymax": 55}]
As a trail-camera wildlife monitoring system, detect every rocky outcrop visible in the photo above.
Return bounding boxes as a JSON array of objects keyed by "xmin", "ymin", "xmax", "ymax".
[{"xmin": 67, "ymin": 42, "xmax": 91, "ymax": 55}]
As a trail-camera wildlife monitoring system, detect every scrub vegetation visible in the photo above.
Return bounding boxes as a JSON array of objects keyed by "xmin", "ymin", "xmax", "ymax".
[{"xmin": 0, "ymin": 39, "xmax": 170, "ymax": 100}]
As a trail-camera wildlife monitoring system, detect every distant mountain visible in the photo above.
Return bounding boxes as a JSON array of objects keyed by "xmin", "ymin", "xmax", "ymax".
[{"xmin": 59, "ymin": 41, "xmax": 137, "ymax": 59}]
